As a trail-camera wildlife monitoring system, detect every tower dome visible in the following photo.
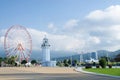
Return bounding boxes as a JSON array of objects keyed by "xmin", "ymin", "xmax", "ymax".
[{"xmin": 41, "ymin": 37, "xmax": 50, "ymax": 47}]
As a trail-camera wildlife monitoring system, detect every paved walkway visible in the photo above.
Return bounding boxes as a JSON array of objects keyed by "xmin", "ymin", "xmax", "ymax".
[
  {"xmin": 0, "ymin": 67, "xmax": 120, "ymax": 80},
  {"xmin": 0, "ymin": 73, "xmax": 120, "ymax": 80}
]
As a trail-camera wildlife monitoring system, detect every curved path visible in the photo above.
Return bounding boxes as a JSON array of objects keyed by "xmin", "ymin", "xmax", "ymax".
[
  {"xmin": 0, "ymin": 73, "xmax": 120, "ymax": 80},
  {"xmin": 0, "ymin": 67, "xmax": 120, "ymax": 80}
]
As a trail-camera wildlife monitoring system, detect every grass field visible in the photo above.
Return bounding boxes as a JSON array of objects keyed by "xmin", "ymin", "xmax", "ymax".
[{"xmin": 83, "ymin": 68, "xmax": 120, "ymax": 76}]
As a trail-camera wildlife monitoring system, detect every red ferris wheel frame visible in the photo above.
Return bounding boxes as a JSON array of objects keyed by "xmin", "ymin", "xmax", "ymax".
[{"xmin": 4, "ymin": 25, "xmax": 32, "ymax": 62}]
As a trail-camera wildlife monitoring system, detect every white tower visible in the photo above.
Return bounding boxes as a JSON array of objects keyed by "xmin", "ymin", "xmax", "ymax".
[
  {"xmin": 41, "ymin": 37, "xmax": 50, "ymax": 62},
  {"xmin": 41, "ymin": 36, "xmax": 56, "ymax": 67}
]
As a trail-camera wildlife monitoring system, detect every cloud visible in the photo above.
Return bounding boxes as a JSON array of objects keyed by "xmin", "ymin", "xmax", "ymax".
[
  {"xmin": 28, "ymin": 28, "xmax": 85, "ymax": 52},
  {"xmin": 47, "ymin": 23, "xmax": 58, "ymax": 33},
  {"xmin": 0, "ymin": 28, "xmax": 85, "ymax": 52},
  {"xmin": 0, "ymin": 29, "xmax": 6, "ymax": 49},
  {"xmin": 82, "ymin": 5, "xmax": 120, "ymax": 51},
  {"xmin": 1, "ymin": 5, "xmax": 120, "ymax": 54},
  {"xmin": 28, "ymin": 5, "xmax": 120, "ymax": 51},
  {"xmin": 28, "ymin": 28, "xmax": 47, "ymax": 50},
  {"xmin": 0, "ymin": 36, "xmax": 4, "ymax": 48},
  {"xmin": 48, "ymin": 23, "xmax": 54, "ymax": 29},
  {"xmin": 47, "ymin": 34, "xmax": 85, "ymax": 52},
  {"xmin": 89, "ymin": 36, "xmax": 101, "ymax": 44},
  {"xmin": 86, "ymin": 5, "xmax": 120, "ymax": 23},
  {"xmin": 64, "ymin": 19, "xmax": 79, "ymax": 29}
]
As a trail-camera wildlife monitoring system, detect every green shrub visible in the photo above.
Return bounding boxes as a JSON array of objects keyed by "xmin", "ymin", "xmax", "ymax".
[
  {"xmin": 99, "ymin": 58, "xmax": 107, "ymax": 68},
  {"xmin": 108, "ymin": 64, "xmax": 112, "ymax": 68},
  {"xmin": 85, "ymin": 64, "xmax": 92, "ymax": 69},
  {"xmin": 21, "ymin": 60, "xmax": 27, "ymax": 64},
  {"xmin": 96, "ymin": 65, "xmax": 100, "ymax": 68},
  {"xmin": 31, "ymin": 60, "xmax": 37, "ymax": 65}
]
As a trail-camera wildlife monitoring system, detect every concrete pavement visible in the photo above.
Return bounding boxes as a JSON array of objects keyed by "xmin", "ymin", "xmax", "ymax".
[
  {"xmin": 0, "ymin": 72, "xmax": 120, "ymax": 80},
  {"xmin": 0, "ymin": 67, "xmax": 120, "ymax": 80}
]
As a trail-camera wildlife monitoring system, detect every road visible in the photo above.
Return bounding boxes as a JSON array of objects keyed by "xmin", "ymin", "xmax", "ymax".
[{"xmin": 0, "ymin": 72, "xmax": 120, "ymax": 80}]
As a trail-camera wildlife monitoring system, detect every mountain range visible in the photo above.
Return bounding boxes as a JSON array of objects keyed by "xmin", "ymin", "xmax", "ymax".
[{"xmin": 0, "ymin": 49, "xmax": 120, "ymax": 61}]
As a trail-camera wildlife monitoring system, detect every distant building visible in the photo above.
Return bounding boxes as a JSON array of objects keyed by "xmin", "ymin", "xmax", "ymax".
[
  {"xmin": 41, "ymin": 37, "xmax": 56, "ymax": 67},
  {"xmin": 54, "ymin": 52, "xmax": 99, "ymax": 63},
  {"xmin": 85, "ymin": 52, "xmax": 98, "ymax": 63},
  {"xmin": 91, "ymin": 52, "xmax": 98, "ymax": 60}
]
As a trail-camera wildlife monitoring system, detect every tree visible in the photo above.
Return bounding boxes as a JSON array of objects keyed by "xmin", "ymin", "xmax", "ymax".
[
  {"xmin": 68, "ymin": 59, "xmax": 72, "ymax": 66},
  {"xmin": 0, "ymin": 57, "xmax": 3, "ymax": 66},
  {"xmin": 2, "ymin": 56, "xmax": 17, "ymax": 66},
  {"xmin": 21, "ymin": 60, "xmax": 27, "ymax": 65},
  {"xmin": 9, "ymin": 56, "xmax": 16, "ymax": 66},
  {"xmin": 56, "ymin": 61, "xmax": 64, "ymax": 67},
  {"xmin": 3, "ymin": 57, "xmax": 8, "ymax": 64},
  {"xmin": 0, "ymin": 57, "xmax": 3, "ymax": 63},
  {"xmin": 114, "ymin": 54, "xmax": 120, "ymax": 62},
  {"xmin": 56, "ymin": 61, "xmax": 60, "ymax": 66},
  {"xmin": 63, "ymin": 59, "xmax": 69, "ymax": 67},
  {"xmin": 99, "ymin": 58, "xmax": 107, "ymax": 68},
  {"xmin": 31, "ymin": 60, "xmax": 37, "ymax": 65},
  {"xmin": 73, "ymin": 60, "xmax": 78, "ymax": 67}
]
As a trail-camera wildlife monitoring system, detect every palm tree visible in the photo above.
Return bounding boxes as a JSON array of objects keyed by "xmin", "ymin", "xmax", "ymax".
[
  {"xmin": 0, "ymin": 57, "xmax": 3, "ymax": 66},
  {"xmin": 4, "ymin": 56, "xmax": 18, "ymax": 66},
  {"xmin": 3, "ymin": 57, "xmax": 9, "ymax": 64},
  {"xmin": 10, "ymin": 56, "xmax": 16, "ymax": 66}
]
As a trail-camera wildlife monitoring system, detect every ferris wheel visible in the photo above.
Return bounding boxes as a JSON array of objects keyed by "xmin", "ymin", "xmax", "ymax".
[{"xmin": 4, "ymin": 25, "xmax": 32, "ymax": 62}]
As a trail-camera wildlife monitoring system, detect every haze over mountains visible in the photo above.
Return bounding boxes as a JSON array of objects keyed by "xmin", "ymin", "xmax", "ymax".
[{"xmin": 0, "ymin": 49, "xmax": 120, "ymax": 61}]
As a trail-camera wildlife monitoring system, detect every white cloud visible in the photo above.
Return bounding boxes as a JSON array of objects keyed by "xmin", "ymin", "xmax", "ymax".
[
  {"xmin": 86, "ymin": 5, "xmax": 120, "ymax": 23},
  {"xmin": 0, "ymin": 36, "xmax": 4, "ymax": 43},
  {"xmin": 1, "ymin": 5, "xmax": 120, "ymax": 53},
  {"xmin": 82, "ymin": 5, "xmax": 120, "ymax": 51},
  {"xmin": 28, "ymin": 28, "xmax": 85, "ymax": 52},
  {"xmin": 28, "ymin": 28, "xmax": 47, "ymax": 50},
  {"xmin": 0, "ymin": 36, "xmax": 4, "ymax": 48},
  {"xmin": 86, "ymin": 10, "xmax": 105, "ymax": 20},
  {"xmin": 48, "ymin": 35, "xmax": 85, "ymax": 52},
  {"xmin": 47, "ymin": 23, "xmax": 58, "ymax": 33},
  {"xmin": 23, "ymin": 5, "xmax": 120, "ymax": 52},
  {"xmin": 0, "ymin": 28, "xmax": 85, "ymax": 52},
  {"xmin": 89, "ymin": 36, "xmax": 101, "ymax": 44},
  {"xmin": 109, "ymin": 25, "xmax": 120, "ymax": 40},
  {"xmin": 0, "ymin": 29, "xmax": 6, "ymax": 49},
  {"xmin": 48, "ymin": 23, "xmax": 54, "ymax": 29},
  {"xmin": 64, "ymin": 19, "xmax": 79, "ymax": 29}
]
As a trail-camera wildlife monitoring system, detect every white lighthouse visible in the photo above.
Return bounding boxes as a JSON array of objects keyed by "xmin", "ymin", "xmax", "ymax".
[
  {"xmin": 41, "ymin": 37, "xmax": 50, "ymax": 62},
  {"xmin": 41, "ymin": 36, "xmax": 56, "ymax": 67}
]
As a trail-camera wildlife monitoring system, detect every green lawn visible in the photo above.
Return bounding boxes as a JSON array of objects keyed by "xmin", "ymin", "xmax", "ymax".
[{"xmin": 83, "ymin": 68, "xmax": 120, "ymax": 76}]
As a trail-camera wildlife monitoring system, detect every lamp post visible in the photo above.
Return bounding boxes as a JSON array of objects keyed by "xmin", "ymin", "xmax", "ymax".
[
  {"xmin": 71, "ymin": 56, "xmax": 72, "ymax": 67},
  {"xmin": 106, "ymin": 52, "xmax": 109, "ymax": 65}
]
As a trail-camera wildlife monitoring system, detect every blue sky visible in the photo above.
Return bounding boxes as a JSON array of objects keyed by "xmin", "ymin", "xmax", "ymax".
[
  {"xmin": 0, "ymin": 0, "xmax": 120, "ymax": 30},
  {"xmin": 1, "ymin": 0, "xmax": 120, "ymax": 56}
]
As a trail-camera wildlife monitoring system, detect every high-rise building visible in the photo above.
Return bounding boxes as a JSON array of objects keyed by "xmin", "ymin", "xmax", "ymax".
[
  {"xmin": 85, "ymin": 52, "xmax": 98, "ymax": 63},
  {"xmin": 91, "ymin": 52, "xmax": 98, "ymax": 60}
]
